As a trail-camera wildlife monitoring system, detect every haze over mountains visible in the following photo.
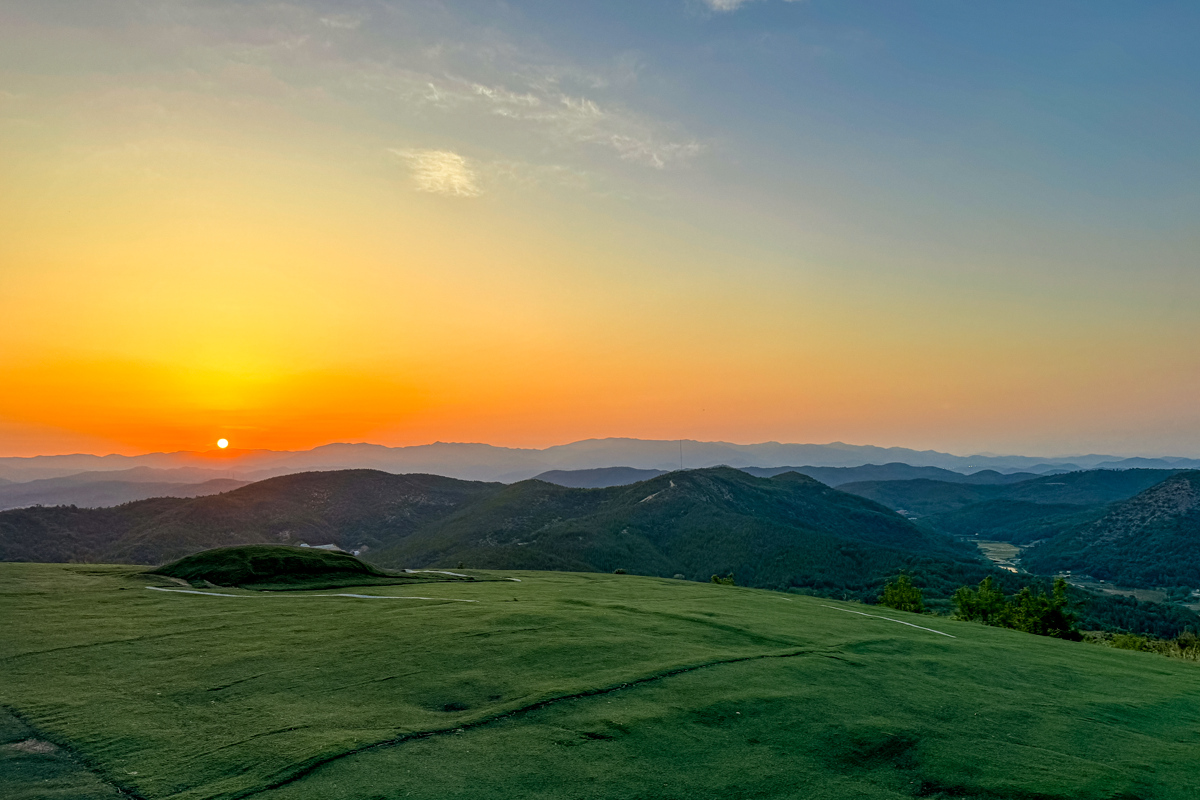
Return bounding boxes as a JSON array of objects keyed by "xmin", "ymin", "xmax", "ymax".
[
  {"xmin": 3, "ymin": 437, "xmax": 1198, "ymax": 485},
  {"xmin": 0, "ymin": 468, "xmax": 249, "ymax": 511}
]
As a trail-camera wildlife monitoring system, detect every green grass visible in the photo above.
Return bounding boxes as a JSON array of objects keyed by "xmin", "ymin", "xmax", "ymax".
[{"xmin": 2, "ymin": 563, "xmax": 1200, "ymax": 800}]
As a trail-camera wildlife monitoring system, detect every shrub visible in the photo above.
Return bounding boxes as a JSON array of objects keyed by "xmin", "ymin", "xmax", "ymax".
[
  {"xmin": 879, "ymin": 574, "xmax": 925, "ymax": 613},
  {"xmin": 952, "ymin": 576, "xmax": 1079, "ymax": 640},
  {"xmin": 711, "ymin": 573, "xmax": 736, "ymax": 586}
]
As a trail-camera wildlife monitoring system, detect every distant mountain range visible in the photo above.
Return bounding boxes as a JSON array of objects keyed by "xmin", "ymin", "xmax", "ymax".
[
  {"xmin": 0, "ymin": 468, "xmax": 248, "ymax": 511},
  {"xmin": 3, "ymin": 438, "xmax": 1198, "ymax": 484}
]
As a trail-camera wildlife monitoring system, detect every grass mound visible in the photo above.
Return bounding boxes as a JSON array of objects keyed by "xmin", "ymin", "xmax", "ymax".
[{"xmin": 150, "ymin": 544, "xmax": 444, "ymax": 590}]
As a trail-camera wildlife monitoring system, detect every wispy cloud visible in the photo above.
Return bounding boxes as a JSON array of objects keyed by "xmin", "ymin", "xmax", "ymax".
[
  {"xmin": 702, "ymin": 0, "xmax": 804, "ymax": 12},
  {"xmin": 384, "ymin": 73, "xmax": 701, "ymax": 169},
  {"xmin": 390, "ymin": 149, "xmax": 482, "ymax": 197}
]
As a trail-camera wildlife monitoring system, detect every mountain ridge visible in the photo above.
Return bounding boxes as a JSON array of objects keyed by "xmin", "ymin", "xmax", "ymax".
[
  {"xmin": 4, "ymin": 438, "xmax": 1198, "ymax": 484},
  {"xmin": 1022, "ymin": 471, "xmax": 1200, "ymax": 588}
]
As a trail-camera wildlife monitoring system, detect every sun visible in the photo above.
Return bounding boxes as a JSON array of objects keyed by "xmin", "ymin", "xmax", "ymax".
[{"xmin": 217, "ymin": 438, "xmax": 229, "ymax": 449}]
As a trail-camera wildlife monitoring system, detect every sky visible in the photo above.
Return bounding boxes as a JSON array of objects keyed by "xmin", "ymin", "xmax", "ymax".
[{"xmin": 1, "ymin": 0, "xmax": 1198, "ymax": 458}]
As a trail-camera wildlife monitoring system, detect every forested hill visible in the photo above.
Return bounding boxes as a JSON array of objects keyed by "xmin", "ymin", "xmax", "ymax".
[
  {"xmin": 1, "ymin": 467, "xmax": 981, "ymax": 596},
  {"xmin": 1022, "ymin": 471, "xmax": 1200, "ymax": 588},
  {"xmin": 3, "ymin": 467, "xmax": 1196, "ymax": 635},
  {"xmin": 838, "ymin": 469, "xmax": 1183, "ymax": 517},
  {"xmin": 0, "ymin": 470, "xmax": 503, "ymax": 564},
  {"xmin": 372, "ymin": 467, "xmax": 980, "ymax": 595}
]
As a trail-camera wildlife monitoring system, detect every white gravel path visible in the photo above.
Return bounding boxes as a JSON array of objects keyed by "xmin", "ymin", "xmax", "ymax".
[
  {"xmin": 146, "ymin": 586, "xmax": 477, "ymax": 602},
  {"xmin": 819, "ymin": 605, "xmax": 956, "ymax": 638}
]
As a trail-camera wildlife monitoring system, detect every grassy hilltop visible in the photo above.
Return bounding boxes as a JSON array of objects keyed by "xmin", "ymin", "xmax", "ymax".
[{"xmin": 3, "ymin": 562, "xmax": 1200, "ymax": 800}]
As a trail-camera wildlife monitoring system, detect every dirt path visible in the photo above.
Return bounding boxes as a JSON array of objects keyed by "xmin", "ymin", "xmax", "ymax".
[
  {"xmin": 819, "ymin": 605, "xmax": 957, "ymax": 638},
  {"xmin": 145, "ymin": 587, "xmax": 477, "ymax": 602}
]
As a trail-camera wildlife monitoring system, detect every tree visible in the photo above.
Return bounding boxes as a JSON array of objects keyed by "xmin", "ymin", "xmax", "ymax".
[
  {"xmin": 953, "ymin": 576, "xmax": 1007, "ymax": 625},
  {"xmin": 879, "ymin": 574, "xmax": 925, "ymax": 613},
  {"xmin": 952, "ymin": 575, "xmax": 1079, "ymax": 640},
  {"xmin": 711, "ymin": 573, "xmax": 736, "ymax": 586}
]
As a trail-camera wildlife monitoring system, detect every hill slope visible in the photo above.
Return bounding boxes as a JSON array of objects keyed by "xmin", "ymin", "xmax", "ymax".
[
  {"xmin": 1022, "ymin": 471, "xmax": 1200, "ymax": 588},
  {"xmin": 741, "ymin": 463, "xmax": 1041, "ymax": 487},
  {"xmin": 840, "ymin": 469, "xmax": 1182, "ymax": 517},
  {"xmin": 372, "ymin": 467, "xmax": 983, "ymax": 598},
  {"xmin": 0, "ymin": 467, "xmax": 978, "ymax": 600},
  {"xmin": 0, "ymin": 476, "xmax": 248, "ymax": 511},
  {"xmin": 838, "ymin": 469, "xmax": 1184, "ymax": 545},
  {"xmin": 0, "ymin": 470, "xmax": 503, "ymax": 565},
  {"xmin": 532, "ymin": 466, "xmax": 667, "ymax": 488},
  {"xmin": 3, "ymin": 564, "xmax": 1199, "ymax": 800}
]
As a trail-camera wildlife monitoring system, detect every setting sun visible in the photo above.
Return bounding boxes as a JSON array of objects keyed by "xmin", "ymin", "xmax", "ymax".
[{"xmin": 217, "ymin": 439, "xmax": 229, "ymax": 449}]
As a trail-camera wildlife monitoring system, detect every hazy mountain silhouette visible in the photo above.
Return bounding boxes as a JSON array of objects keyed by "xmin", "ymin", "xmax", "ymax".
[
  {"xmin": 3, "ymin": 439, "xmax": 1197, "ymax": 484},
  {"xmin": 0, "ymin": 475, "xmax": 248, "ymax": 511}
]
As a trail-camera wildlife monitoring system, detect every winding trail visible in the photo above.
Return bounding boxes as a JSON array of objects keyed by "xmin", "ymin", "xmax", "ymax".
[
  {"xmin": 145, "ymin": 587, "xmax": 478, "ymax": 602},
  {"xmin": 230, "ymin": 644, "xmax": 834, "ymax": 800},
  {"xmin": 819, "ymin": 605, "xmax": 957, "ymax": 638}
]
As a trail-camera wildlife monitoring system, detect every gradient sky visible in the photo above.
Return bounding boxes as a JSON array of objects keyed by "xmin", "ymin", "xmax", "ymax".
[{"xmin": 2, "ymin": 0, "xmax": 1198, "ymax": 458}]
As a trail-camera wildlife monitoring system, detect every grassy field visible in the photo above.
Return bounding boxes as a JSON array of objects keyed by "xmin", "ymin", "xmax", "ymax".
[
  {"xmin": 2, "ymin": 563, "xmax": 1200, "ymax": 800},
  {"xmin": 974, "ymin": 539, "xmax": 1022, "ymax": 573}
]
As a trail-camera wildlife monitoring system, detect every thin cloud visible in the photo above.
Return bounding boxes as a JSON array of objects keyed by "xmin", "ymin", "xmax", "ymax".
[
  {"xmin": 390, "ymin": 149, "xmax": 482, "ymax": 197},
  {"xmin": 702, "ymin": 0, "xmax": 804, "ymax": 12},
  {"xmin": 392, "ymin": 74, "xmax": 701, "ymax": 169}
]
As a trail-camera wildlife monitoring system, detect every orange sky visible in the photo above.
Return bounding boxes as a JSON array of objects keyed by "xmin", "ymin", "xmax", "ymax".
[{"xmin": 3, "ymin": 2, "xmax": 1199, "ymax": 459}]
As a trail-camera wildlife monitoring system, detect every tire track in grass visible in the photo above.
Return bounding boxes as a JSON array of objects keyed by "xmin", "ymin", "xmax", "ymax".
[
  {"xmin": 145, "ymin": 587, "xmax": 479, "ymax": 602},
  {"xmin": 820, "ymin": 605, "xmax": 957, "ymax": 638},
  {"xmin": 229, "ymin": 646, "xmax": 844, "ymax": 800},
  {"xmin": 0, "ymin": 703, "xmax": 150, "ymax": 800}
]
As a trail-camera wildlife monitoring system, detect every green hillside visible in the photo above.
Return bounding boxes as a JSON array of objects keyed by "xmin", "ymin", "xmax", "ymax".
[
  {"xmin": 741, "ymin": 463, "xmax": 1039, "ymax": 487},
  {"xmin": 1023, "ymin": 471, "xmax": 1200, "ymax": 588},
  {"xmin": 839, "ymin": 468, "xmax": 1181, "ymax": 519},
  {"xmin": 3, "ymin": 467, "xmax": 1196, "ymax": 635},
  {"xmin": 0, "ymin": 470, "xmax": 503, "ymax": 565},
  {"xmin": 370, "ymin": 467, "xmax": 982, "ymax": 600},
  {"xmin": 3, "ymin": 563, "xmax": 1199, "ymax": 800},
  {"xmin": 921, "ymin": 500, "xmax": 1103, "ymax": 544}
]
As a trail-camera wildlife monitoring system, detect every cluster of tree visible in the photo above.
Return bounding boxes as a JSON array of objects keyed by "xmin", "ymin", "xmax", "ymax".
[
  {"xmin": 1084, "ymin": 630, "xmax": 1200, "ymax": 662},
  {"xmin": 878, "ymin": 574, "xmax": 925, "ymax": 613},
  {"xmin": 951, "ymin": 576, "xmax": 1080, "ymax": 639},
  {"xmin": 710, "ymin": 573, "xmax": 736, "ymax": 586},
  {"xmin": 876, "ymin": 574, "xmax": 1081, "ymax": 640}
]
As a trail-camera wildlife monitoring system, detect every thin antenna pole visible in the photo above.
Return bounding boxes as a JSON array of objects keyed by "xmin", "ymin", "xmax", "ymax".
[{"xmin": 679, "ymin": 439, "xmax": 683, "ymax": 471}]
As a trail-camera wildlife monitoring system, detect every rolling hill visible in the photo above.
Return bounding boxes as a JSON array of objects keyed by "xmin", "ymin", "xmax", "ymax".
[
  {"xmin": 0, "ymin": 476, "xmax": 248, "ymax": 512},
  {"xmin": 2, "ymin": 564, "xmax": 1199, "ymax": 800},
  {"xmin": 837, "ymin": 469, "xmax": 1185, "ymax": 545},
  {"xmin": 370, "ymin": 468, "xmax": 980, "ymax": 598},
  {"xmin": 0, "ymin": 468, "xmax": 977, "ymax": 599},
  {"xmin": 0, "ymin": 470, "xmax": 502, "ymax": 565},
  {"xmin": 839, "ymin": 469, "xmax": 1182, "ymax": 517},
  {"xmin": 740, "ymin": 463, "xmax": 1043, "ymax": 487},
  {"xmin": 2, "ymin": 467, "xmax": 1195, "ymax": 636},
  {"xmin": 532, "ymin": 466, "xmax": 667, "ymax": 488},
  {"xmin": 1022, "ymin": 471, "xmax": 1200, "ymax": 588}
]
